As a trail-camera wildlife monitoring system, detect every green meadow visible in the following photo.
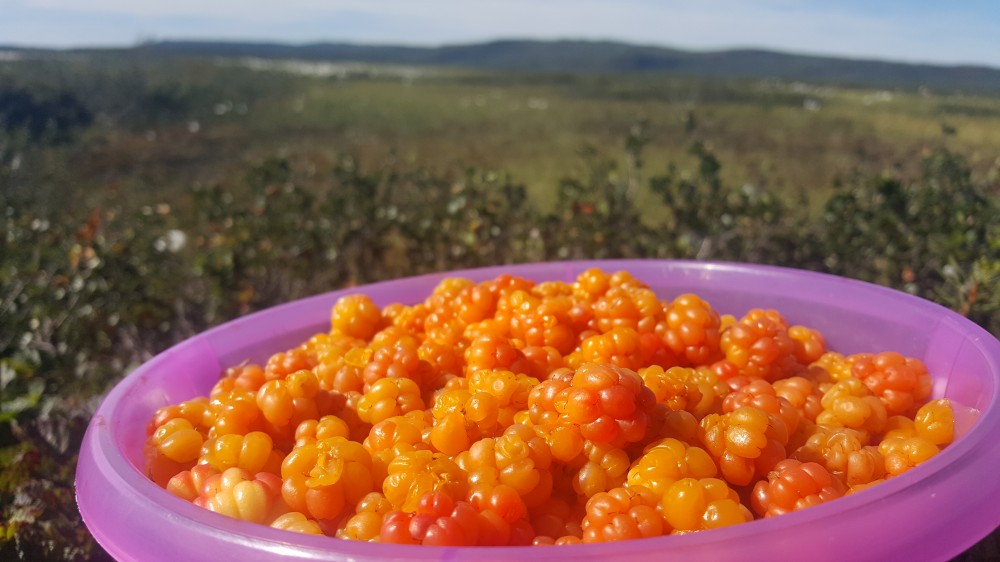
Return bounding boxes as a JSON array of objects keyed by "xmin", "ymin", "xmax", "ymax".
[{"xmin": 2, "ymin": 51, "xmax": 999, "ymax": 561}]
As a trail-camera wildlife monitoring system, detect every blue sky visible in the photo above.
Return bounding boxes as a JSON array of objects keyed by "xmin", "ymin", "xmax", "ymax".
[{"xmin": 2, "ymin": 0, "xmax": 998, "ymax": 67}]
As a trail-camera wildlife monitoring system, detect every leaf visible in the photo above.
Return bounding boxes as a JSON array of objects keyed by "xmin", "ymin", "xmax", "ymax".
[{"xmin": 0, "ymin": 379, "xmax": 44, "ymax": 422}]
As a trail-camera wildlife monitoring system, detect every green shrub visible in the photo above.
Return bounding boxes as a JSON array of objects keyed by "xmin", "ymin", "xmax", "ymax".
[{"xmin": 1, "ymin": 125, "xmax": 997, "ymax": 560}]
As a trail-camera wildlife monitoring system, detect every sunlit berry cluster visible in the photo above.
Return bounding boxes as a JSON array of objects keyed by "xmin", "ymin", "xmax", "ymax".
[{"xmin": 145, "ymin": 268, "xmax": 966, "ymax": 546}]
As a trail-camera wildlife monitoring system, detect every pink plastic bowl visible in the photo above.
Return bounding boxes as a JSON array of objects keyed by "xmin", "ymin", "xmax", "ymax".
[{"xmin": 77, "ymin": 260, "xmax": 1000, "ymax": 561}]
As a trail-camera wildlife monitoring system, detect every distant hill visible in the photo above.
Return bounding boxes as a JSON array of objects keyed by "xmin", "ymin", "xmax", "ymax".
[{"xmin": 6, "ymin": 39, "xmax": 1000, "ymax": 93}]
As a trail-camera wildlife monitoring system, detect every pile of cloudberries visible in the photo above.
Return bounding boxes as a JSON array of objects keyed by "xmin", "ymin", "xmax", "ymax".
[{"xmin": 146, "ymin": 268, "xmax": 962, "ymax": 546}]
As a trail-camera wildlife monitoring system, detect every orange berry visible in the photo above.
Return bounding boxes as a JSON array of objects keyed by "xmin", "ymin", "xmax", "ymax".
[
  {"xmin": 465, "ymin": 334, "xmax": 531, "ymax": 376},
  {"xmin": 166, "ymin": 464, "xmax": 219, "ymax": 502},
  {"xmin": 793, "ymin": 426, "xmax": 885, "ymax": 487},
  {"xmin": 817, "ymin": 378, "xmax": 888, "ymax": 439},
  {"xmin": 773, "ymin": 376, "xmax": 824, "ymax": 422},
  {"xmin": 199, "ymin": 431, "xmax": 274, "ymax": 474},
  {"xmin": 788, "ymin": 325, "xmax": 827, "ymax": 365},
  {"xmin": 151, "ymin": 418, "xmax": 204, "ymax": 464},
  {"xmin": 914, "ymin": 399, "xmax": 954, "ymax": 446},
  {"xmin": 879, "ymin": 435, "xmax": 939, "ymax": 477},
  {"xmin": 570, "ymin": 327, "xmax": 673, "ymax": 372},
  {"xmin": 660, "ymin": 293, "xmax": 723, "ymax": 366},
  {"xmin": 383, "ymin": 450, "xmax": 467, "ymax": 513},
  {"xmin": 196, "ymin": 468, "xmax": 284, "ymax": 524},
  {"xmin": 331, "ymin": 294, "xmax": 383, "ymax": 341},
  {"xmin": 357, "ymin": 377, "xmax": 425, "ymax": 424},
  {"xmin": 851, "ymin": 352, "xmax": 933, "ymax": 417},
  {"xmin": 264, "ymin": 348, "xmax": 315, "ymax": 381},
  {"xmin": 699, "ymin": 407, "xmax": 789, "ymax": 486},
  {"xmin": 271, "ymin": 512, "xmax": 323, "ymax": 535},
  {"xmin": 638, "ymin": 365, "xmax": 704, "ymax": 413},
  {"xmin": 581, "ymin": 486, "xmax": 663, "ymax": 542},
  {"xmin": 562, "ymin": 363, "xmax": 656, "ymax": 447},
  {"xmin": 723, "ymin": 378, "xmax": 801, "ymax": 436},
  {"xmin": 811, "ymin": 352, "xmax": 852, "ymax": 381},
  {"xmin": 627, "ymin": 438, "xmax": 717, "ymax": 495},
  {"xmin": 661, "ymin": 477, "xmax": 751, "ymax": 532},
  {"xmin": 751, "ymin": 459, "xmax": 845, "ymax": 518},
  {"xmin": 720, "ymin": 309, "xmax": 800, "ymax": 380},
  {"xmin": 572, "ymin": 441, "xmax": 630, "ymax": 497}
]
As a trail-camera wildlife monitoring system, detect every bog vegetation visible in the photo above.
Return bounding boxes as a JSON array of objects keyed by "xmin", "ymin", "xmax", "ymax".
[{"xmin": 1, "ymin": 51, "xmax": 998, "ymax": 560}]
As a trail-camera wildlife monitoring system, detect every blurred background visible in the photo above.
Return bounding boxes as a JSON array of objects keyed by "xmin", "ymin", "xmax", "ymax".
[{"xmin": 1, "ymin": 1, "xmax": 998, "ymax": 559}]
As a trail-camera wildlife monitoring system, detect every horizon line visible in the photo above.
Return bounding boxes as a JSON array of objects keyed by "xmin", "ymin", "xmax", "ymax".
[{"xmin": 1, "ymin": 36, "xmax": 998, "ymax": 72}]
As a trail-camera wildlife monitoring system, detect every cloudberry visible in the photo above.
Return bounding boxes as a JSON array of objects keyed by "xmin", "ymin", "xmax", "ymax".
[
  {"xmin": 850, "ymin": 352, "xmax": 933, "ymax": 417},
  {"xmin": 211, "ymin": 364, "xmax": 267, "ymax": 397},
  {"xmin": 357, "ymin": 377, "xmax": 425, "ymax": 424},
  {"xmin": 293, "ymin": 415, "xmax": 350, "ymax": 447},
  {"xmin": 271, "ymin": 511, "xmax": 323, "ymax": 535},
  {"xmin": 207, "ymin": 390, "xmax": 258, "ymax": 437},
  {"xmin": 720, "ymin": 309, "xmax": 799, "ymax": 380},
  {"xmin": 571, "ymin": 440, "xmax": 631, "ymax": 498},
  {"xmin": 150, "ymin": 397, "xmax": 215, "ymax": 436},
  {"xmin": 503, "ymin": 290, "xmax": 577, "ymax": 354},
  {"xmin": 199, "ymin": 430, "xmax": 276, "ymax": 474},
  {"xmin": 165, "ymin": 464, "xmax": 219, "ymax": 502},
  {"xmin": 280, "ymin": 437, "xmax": 373, "ymax": 520},
  {"xmin": 660, "ymin": 293, "xmax": 723, "ymax": 366},
  {"xmin": 879, "ymin": 435, "xmax": 939, "ymax": 477},
  {"xmin": 530, "ymin": 496, "xmax": 584, "ymax": 542},
  {"xmin": 570, "ymin": 327, "xmax": 673, "ymax": 372},
  {"xmin": 751, "ymin": 459, "xmax": 846, "ymax": 518},
  {"xmin": 383, "ymin": 450, "xmax": 468, "ymax": 513},
  {"xmin": 592, "ymin": 286, "xmax": 663, "ymax": 334},
  {"xmin": 817, "ymin": 378, "xmax": 888, "ymax": 440},
  {"xmin": 638, "ymin": 365, "xmax": 704, "ymax": 413},
  {"xmin": 257, "ymin": 373, "xmax": 320, "ymax": 428},
  {"xmin": 455, "ymin": 425, "xmax": 553, "ymax": 508},
  {"xmin": 151, "ymin": 417, "xmax": 205, "ymax": 464},
  {"xmin": 581, "ymin": 485, "xmax": 663, "ymax": 543},
  {"xmin": 788, "ymin": 325, "xmax": 827, "ymax": 365},
  {"xmin": 331, "ymin": 294, "xmax": 383, "ymax": 341},
  {"xmin": 364, "ymin": 411, "xmax": 433, "ymax": 483},
  {"xmin": 572, "ymin": 268, "xmax": 613, "ymax": 300},
  {"xmin": 699, "ymin": 406, "xmax": 789, "ymax": 486},
  {"xmin": 772, "ymin": 375, "xmax": 824, "ymax": 422},
  {"xmin": 811, "ymin": 352, "xmax": 852, "ymax": 381},
  {"xmin": 661, "ymin": 477, "xmax": 751, "ymax": 533},
  {"xmin": 465, "ymin": 334, "xmax": 532, "ymax": 376},
  {"xmin": 362, "ymin": 335, "xmax": 433, "ymax": 390},
  {"xmin": 264, "ymin": 347, "xmax": 315, "ymax": 381},
  {"xmin": 792, "ymin": 426, "xmax": 885, "ymax": 487},
  {"xmin": 557, "ymin": 363, "xmax": 657, "ymax": 447},
  {"xmin": 914, "ymin": 399, "xmax": 954, "ymax": 446},
  {"xmin": 338, "ymin": 492, "xmax": 394, "ymax": 541},
  {"xmin": 468, "ymin": 369, "xmax": 538, "ymax": 427},
  {"xmin": 723, "ymin": 378, "xmax": 801, "ymax": 436},
  {"xmin": 627, "ymin": 438, "xmax": 717, "ymax": 495},
  {"xmin": 382, "ymin": 302, "xmax": 428, "ymax": 335},
  {"xmin": 195, "ymin": 467, "xmax": 285, "ymax": 525}
]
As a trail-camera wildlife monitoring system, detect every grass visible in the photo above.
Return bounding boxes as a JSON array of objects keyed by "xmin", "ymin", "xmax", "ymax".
[{"xmin": 10, "ymin": 55, "xmax": 996, "ymax": 218}]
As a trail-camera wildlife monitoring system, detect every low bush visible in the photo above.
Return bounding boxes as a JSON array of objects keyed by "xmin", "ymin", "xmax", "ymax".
[{"xmin": 1, "ymin": 129, "xmax": 997, "ymax": 560}]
